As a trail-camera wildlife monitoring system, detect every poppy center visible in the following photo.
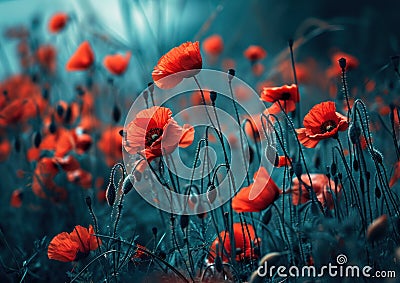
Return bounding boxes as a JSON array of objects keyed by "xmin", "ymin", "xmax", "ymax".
[
  {"xmin": 320, "ymin": 120, "xmax": 337, "ymax": 133},
  {"xmin": 281, "ymin": 92, "xmax": 291, "ymax": 100},
  {"xmin": 145, "ymin": 128, "xmax": 163, "ymax": 147}
]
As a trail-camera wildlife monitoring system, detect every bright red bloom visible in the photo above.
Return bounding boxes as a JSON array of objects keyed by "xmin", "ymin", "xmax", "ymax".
[
  {"xmin": 266, "ymin": 100, "xmax": 296, "ymax": 115},
  {"xmin": 0, "ymin": 138, "xmax": 11, "ymax": 161},
  {"xmin": 389, "ymin": 161, "xmax": 400, "ymax": 188},
  {"xmin": 244, "ymin": 45, "xmax": 266, "ymax": 62},
  {"xmin": 296, "ymin": 101, "xmax": 348, "ymax": 148},
  {"xmin": 48, "ymin": 225, "xmax": 101, "ymax": 262},
  {"xmin": 124, "ymin": 107, "xmax": 194, "ymax": 171},
  {"xmin": 260, "ymin": 84, "xmax": 299, "ymax": 104},
  {"xmin": 232, "ymin": 167, "xmax": 281, "ymax": 212},
  {"xmin": 97, "ymin": 127, "xmax": 123, "ymax": 167},
  {"xmin": 36, "ymin": 45, "xmax": 57, "ymax": 73},
  {"xmin": 326, "ymin": 51, "xmax": 359, "ymax": 78},
  {"xmin": 32, "ymin": 157, "xmax": 66, "ymax": 201},
  {"xmin": 66, "ymin": 41, "xmax": 95, "ymax": 71},
  {"xmin": 67, "ymin": 169, "xmax": 92, "ymax": 189},
  {"xmin": 103, "ymin": 52, "xmax": 131, "ymax": 75},
  {"xmin": 208, "ymin": 223, "xmax": 260, "ymax": 263},
  {"xmin": 10, "ymin": 189, "xmax": 23, "ymax": 208},
  {"xmin": 48, "ymin": 12, "xmax": 69, "ymax": 33},
  {"xmin": 152, "ymin": 41, "xmax": 202, "ymax": 89},
  {"xmin": 289, "ymin": 174, "xmax": 341, "ymax": 209},
  {"xmin": 202, "ymin": 34, "xmax": 224, "ymax": 56}
]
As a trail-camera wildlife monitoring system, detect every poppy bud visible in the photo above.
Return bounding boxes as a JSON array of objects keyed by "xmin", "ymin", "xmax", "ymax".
[
  {"xmin": 338, "ymin": 57, "xmax": 347, "ymax": 70},
  {"xmin": 214, "ymin": 254, "xmax": 223, "ymax": 272},
  {"xmin": 33, "ymin": 131, "xmax": 42, "ymax": 148},
  {"xmin": 152, "ymin": 227, "xmax": 158, "ymax": 237},
  {"xmin": 261, "ymin": 209, "xmax": 272, "ymax": 226},
  {"xmin": 210, "ymin": 91, "xmax": 217, "ymax": 104},
  {"xmin": 49, "ymin": 120, "xmax": 57, "ymax": 134},
  {"xmin": 85, "ymin": 195, "xmax": 92, "ymax": 207},
  {"xmin": 42, "ymin": 87, "xmax": 49, "ymax": 100},
  {"xmin": 348, "ymin": 124, "xmax": 361, "ymax": 144},
  {"xmin": 56, "ymin": 104, "xmax": 64, "ymax": 117},
  {"xmin": 180, "ymin": 215, "xmax": 189, "ymax": 230},
  {"xmin": 338, "ymin": 172, "xmax": 342, "ymax": 180},
  {"xmin": 293, "ymin": 162, "xmax": 302, "ymax": 178},
  {"xmin": 14, "ymin": 136, "xmax": 21, "ymax": 152},
  {"xmin": 353, "ymin": 159, "xmax": 359, "ymax": 171},
  {"xmin": 106, "ymin": 183, "xmax": 116, "ymax": 206},
  {"xmin": 367, "ymin": 214, "xmax": 388, "ymax": 241},
  {"xmin": 122, "ymin": 175, "xmax": 134, "ymax": 195},
  {"xmin": 265, "ymin": 145, "xmax": 278, "ymax": 165},
  {"xmin": 375, "ymin": 186, "xmax": 381, "ymax": 199},
  {"xmin": 112, "ymin": 105, "xmax": 121, "ymax": 123},
  {"xmin": 64, "ymin": 105, "xmax": 72, "ymax": 123},
  {"xmin": 371, "ymin": 149, "xmax": 383, "ymax": 164},
  {"xmin": 207, "ymin": 184, "xmax": 217, "ymax": 203},
  {"xmin": 118, "ymin": 129, "xmax": 124, "ymax": 137},
  {"xmin": 228, "ymin": 68, "xmax": 235, "ymax": 81},
  {"xmin": 331, "ymin": 161, "xmax": 337, "ymax": 176}
]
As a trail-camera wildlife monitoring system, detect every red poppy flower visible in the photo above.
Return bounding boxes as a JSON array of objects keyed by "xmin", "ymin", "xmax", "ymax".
[
  {"xmin": 296, "ymin": 101, "xmax": 348, "ymax": 148},
  {"xmin": 67, "ymin": 169, "xmax": 92, "ymax": 189},
  {"xmin": 48, "ymin": 225, "xmax": 101, "ymax": 262},
  {"xmin": 48, "ymin": 12, "xmax": 69, "ymax": 33},
  {"xmin": 124, "ymin": 106, "xmax": 194, "ymax": 170},
  {"xmin": 289, "ymin": 174, "xmax": 341, "ymax": 209},
  {"xmin": 389, "ymin": 161, "xmax": 400, "ymax": 188},
  {"xmin": 0, "ymin": 138, "xmax": 11, "ymax": 162},
  {"xmin": 265, "ymin": 100, "xmax": 296, "ymax": 115},
  {"xmin": 32, "ymin": 157, "xmax": 67, "ymax": 201},
  {"xmin": 260, "ymin": 84, "xmax": 299, "ymax": 104},
  {"xmin": 103, "ymin": 52, "xmax": 131, "ymax": 75},
  {"xmin": 326, "ymin": 51, "xmax": 359, "ymax": 78},
  {"xmin": 10, "ymin": 189, "xmax": 23, "ymax": 208},
  {"xmin": 36, "ymin": 45, "xmax": 57, "ymax": 73},
  {"xmin": 232, "ymin": 167, "xmax": 281, "ymax": 213},
  {"xmin": 97, "ymin": 127, "xmax": 123, "ymax": 167},
  {"xmin": 66, "ymin": 41, "xmax": 95, "ymax": 71},
  {"xmin": 202, "ymin": 34, "xmax": 224, "ymax": 56},
  {"xmin": 244, "ymin": 45, "xmax": 266, "ymax": 62},
  {"xmin": 208, "ymin": 223, "xmax": 260, "ymax": 263},
  {"xmin": 152, "ymin": 41, "xmax": 202, "ymax": 89}
]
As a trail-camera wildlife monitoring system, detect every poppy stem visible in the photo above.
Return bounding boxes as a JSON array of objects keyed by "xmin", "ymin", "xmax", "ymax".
[{"xmin": 288, "ymin": 39, "xmax": 301, "ymax": 128}]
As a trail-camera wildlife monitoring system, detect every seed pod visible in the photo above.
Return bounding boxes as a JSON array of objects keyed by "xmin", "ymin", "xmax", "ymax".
[
  {"xmin": 228, "ymin": 69, "xmax": 235, "ymax": 81},
  {"xmin": 56, "ymin": 104, "xmax": 64, "ymax": 117},
  {"xmin": 349, "ymin": 124, "xmax": 361, "ymax": 144},
  {"xmin": 210, "ymin": 91, "xmax": 217, "ymax": 104},
  {"xmin": 338, "ymin": 57, "xmax": 347, "ymax": 70}
]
